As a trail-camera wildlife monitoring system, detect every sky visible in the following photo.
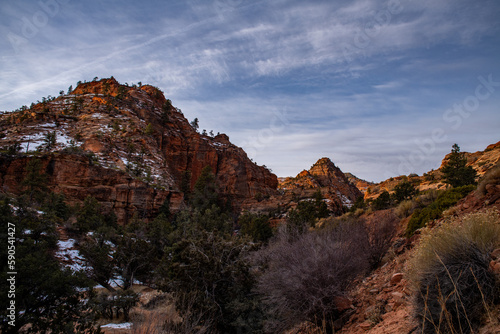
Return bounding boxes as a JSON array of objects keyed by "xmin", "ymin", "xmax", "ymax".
[{"xmin": 1, "ymin": 0, "xmax": 499, "ymax": 182}]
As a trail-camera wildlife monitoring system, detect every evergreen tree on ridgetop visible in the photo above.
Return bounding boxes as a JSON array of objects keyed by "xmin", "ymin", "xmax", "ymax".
[{"xmin": 441, "ymin": 144, "xmax": 477, "ymax": 188}]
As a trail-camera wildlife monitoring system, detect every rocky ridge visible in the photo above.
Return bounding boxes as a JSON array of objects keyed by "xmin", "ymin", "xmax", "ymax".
[
  {"xmin": 0, "ymin": 78, "xmax": 278, "ymax": 223},
  {"xmin": 0, "ymin": 78, "xmax": 366, "ymax": 224},
  {"xmin": 364, "ymin": 141, "xmax": 500, "ymax": 200},
  {"xmin": 279, "ymin": 157, "xmax": 362, "ymax": 212}
]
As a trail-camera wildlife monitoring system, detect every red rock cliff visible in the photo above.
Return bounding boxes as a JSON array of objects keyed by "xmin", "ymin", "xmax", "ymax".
[{"xmin": 0, "ymin": 78, "xmax": 278, "ymax": 223}]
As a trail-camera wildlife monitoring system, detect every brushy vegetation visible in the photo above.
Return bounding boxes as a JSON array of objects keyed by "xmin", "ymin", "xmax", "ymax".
[
  {"xmin": 253, "ymin": 211, "xmax": 398, "ymax": 333},
  {"xmin": 396, "ymin": 189, "xmax": 439, "ymax": 218},
  {"xmin": 405, "ymin": 185, "xmax": 475, "ymax": 236},
  {"xmin": 365, "ymin": 211, "xmax": 399, "ymax": 268},
  {"xmin": 477, "ymin": 165, "xmax": 500, "ymax": 196},
  {"xmin": 353, "ymin": 180, "xmax": 419, "ymax": 213},
  {"xmin": 287, "ymin": 190, "xmax": 330, "ymax": 230},
  {"xmin": 0, "ymin": 194, "xmax": 100, "ymax": 333},
  {"xmin": 238, "ymin": 212, "xmax": 273, "ymax": 243},
  {"xmin": 408, "ymin": 210, "xmax": 500, "ymax": 333}
]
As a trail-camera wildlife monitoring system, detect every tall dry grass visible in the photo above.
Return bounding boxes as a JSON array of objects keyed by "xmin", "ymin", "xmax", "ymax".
[{"xmin": 408, "ymin": 209, "xmax": 500, "ymax": 333}]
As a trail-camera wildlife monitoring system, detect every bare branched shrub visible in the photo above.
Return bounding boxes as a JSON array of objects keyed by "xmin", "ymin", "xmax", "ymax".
[
  {"xmin": 409, "ymin": 210, "xmax": 500, "ymax": 333},
  {"xmin": 255, "ymin": 217, "xmax": 370, "ymax": 333},
  {"xmin": 163, "ymin": 293, "xmax": 215, "ymax": 334},
  {"xmin": 366, "ymin": 210, "xmax": 399, "ymax": 268}
]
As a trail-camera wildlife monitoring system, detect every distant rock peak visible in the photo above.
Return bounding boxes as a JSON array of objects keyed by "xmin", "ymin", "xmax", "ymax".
[{"xmin": 277, "ymin": 156, "xmax": 362, "ymax": 214}]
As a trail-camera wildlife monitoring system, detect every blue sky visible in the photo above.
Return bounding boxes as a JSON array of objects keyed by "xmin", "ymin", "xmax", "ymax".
[{"xmin": 1, "ymin": 0, "xmax": 499, "ymax": 182}]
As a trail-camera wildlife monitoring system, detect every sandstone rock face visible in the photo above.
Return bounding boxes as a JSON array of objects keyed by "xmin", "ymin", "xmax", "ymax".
[
  {"xmin": 344, "ymin": 172, "xmax": 372, "ymax": 194},
  {"xmin": 0, "ymin": 154, "xmax": 180, "ymax": 224},
  {"xmin": 0, "ymin": 78, "xmax": 278, "ymax": 223}
]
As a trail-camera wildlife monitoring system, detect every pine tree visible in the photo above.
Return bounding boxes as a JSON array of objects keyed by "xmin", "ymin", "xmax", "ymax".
[
  {"xmin": 441, "ymin": 144, "xmax": 477, "ymax": 188},
  {"xmin": 392, "ymin": 180, "xmax": 418, "ymax": 203},
  {"xmin": 41, "ymin": 131, "xmax": 57, "ymax": 151},
  {"xmin": 75, "ymin": 196, "xmax": 105, "ymax": 233},
  {"xmin": 190, "ymin": 118, "xmax": 199, "ymax": 131},
  {"xmin": 144, "ymin": 123, "xmax": 154, "ymax": 135},
  {"xmin": 22, "ymin": 159, "xmax": 48, "ymax": 203},
  {"xmin": 0, "ymin": 196, "xmax": 99, "ymax": 333}
]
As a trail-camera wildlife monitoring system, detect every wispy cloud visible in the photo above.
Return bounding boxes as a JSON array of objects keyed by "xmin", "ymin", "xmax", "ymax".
[{"xmin": 1, "ymin": 0, "xmax": 499, "ymax": 181}]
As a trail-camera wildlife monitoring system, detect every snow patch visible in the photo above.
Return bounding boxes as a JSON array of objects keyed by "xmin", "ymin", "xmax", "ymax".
[
  {"xmin": 101, "ymin": 323, "xmax": 132, "ymax": 329},
  {"xmin": 20, "ymin": 133, "xmax": 45, "ymax": 151},
  {"xmin": 56, "ymin": 239, "xmax": 88, "ymax": 272},
  {"xmin": 91, "ymin": 113, "xmax": 109, "ymax": 119},
  {"xmin": 57, "ymin": 132, "xmax": 74, "ymax": 146},
  {"xmin": 27, "ymin": 122, "xmax": 56, "ymax": 128}
]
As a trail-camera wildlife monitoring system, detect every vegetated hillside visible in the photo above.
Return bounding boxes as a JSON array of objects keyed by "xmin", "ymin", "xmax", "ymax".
[
  {"xmin": 0, "ymin": 78, "xmax": 278, "ymax": 223},
  {"xmin": 337, "ymin": 176, "xmax": 500, "ymax": 334},
  {"xmin": 364, "ymin": 141, "xmax": 500, "ymax": 200}
]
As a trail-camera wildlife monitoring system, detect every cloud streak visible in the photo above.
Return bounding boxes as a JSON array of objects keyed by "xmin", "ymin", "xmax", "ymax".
[{"xmin": 1, "ymin": 0, "xmax": 499, "ymax": 181}]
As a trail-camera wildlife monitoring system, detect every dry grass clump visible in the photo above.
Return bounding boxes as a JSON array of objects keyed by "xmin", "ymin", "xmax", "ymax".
[
  {"xmin": 477, "ymin": 165, "xmax": 500, "ymax": 196},
  {"xmin": 408, "ymin": 210, "xmax": 500, "ymax": 333},
  {"xmin": 396, "ymin": 199, "xmax": 414, "ymax": 218},
  {"xmin": 129, "ymin": 293, "xmax": 181, "ymax": 334},
  {"xmin": 130, "ymin": 307, "xmax": 176, "ymax": 334}
]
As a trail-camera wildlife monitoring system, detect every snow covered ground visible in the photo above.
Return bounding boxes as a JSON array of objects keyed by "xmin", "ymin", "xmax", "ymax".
[
  {"xmin": 19, "ymin": 130, "xmax": 75, "ymax": 152},
  {"xmin": 55, "ymin": 239, "xmax": 87, "ymax": 272},
  {"xmin": 20, "ymin": 132, "xmax": 46, "ymax": 152}
]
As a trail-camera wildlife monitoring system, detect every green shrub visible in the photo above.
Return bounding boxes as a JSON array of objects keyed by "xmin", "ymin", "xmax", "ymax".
[
  {"xmin": 349, "ymin": 196, "xmax": 366, "ymax": 213},
  {"xmin": 408, "ymin": 210, "xmax": 500, "ymax": 333},
  {"xmin": 392, "ymin": 181, "xmax": 418, "ymax": 203},
  {"xmin": 75, "ymin": 196, "xmax": 105, "ymax": 233},
  {"xmin": 90, "ymin": 289, "xmax": 139, "ymax": 321},
  {"xmin": 397, "ymin": 190, "xmax": 439, "ymax": 219},
  {"xmin": 239, "ymin": 212, "xmax": 273, "ymax": 243},
  {"xmin": 288, "ymin": 190, "xmax": 329, "ymax": 230},
  {"xmin": 159, "ymin": 232, "xmax": 261, "ymax": 333},
  {"xmin": 1, "ymin": 141, "xmax": 21, "ymax": 155},
  {"xmin": 372, "ymin": 190, "xmax": 391, "ymax": 210},
  {"xmin": 405, "ymin": 185, "xmax": 475, "ymax": 236}
]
